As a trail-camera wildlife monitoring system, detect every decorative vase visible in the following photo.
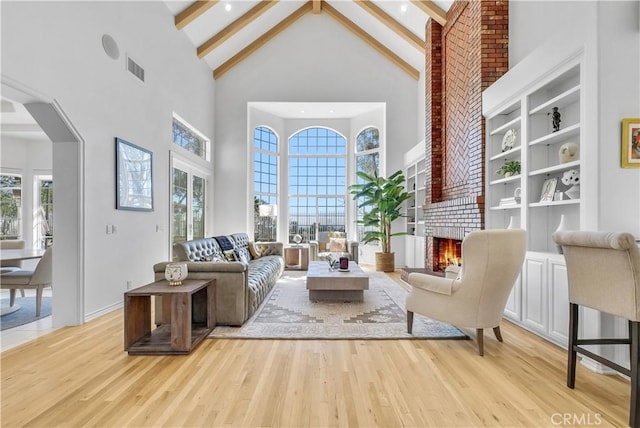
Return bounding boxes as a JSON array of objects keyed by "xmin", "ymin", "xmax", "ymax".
[
  {"xmin": 375, "ymin": 252, "xmax": 395, "ymax": 272},
  {"xmin": 554, "ymin": 214, "xmax": 568, "ymax": 254},
  {"xmin": 507, "ymin": 216, "xmax": 519, "ymax": 229},
  {"xmin": 564, "ymin": 184, "xmax": 580, "ymax": 200},
  {"xmin": 165, "ymin": 262, "xmax": 188, "ymax": 286}
]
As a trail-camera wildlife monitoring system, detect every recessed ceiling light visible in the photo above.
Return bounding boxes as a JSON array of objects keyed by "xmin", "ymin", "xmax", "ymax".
[
  {"xmin": 300, "ymin": 110, "xmax": 305, "ymax": 114},
  {"xmin": 225, "ymin": 3, "xmax": 232, "ymax": 12},
  {"xmin": 400, "ymin": 4, "xmax": 408, "ymax": 13},
  {"xmin": 329, "ymin": 109, "xmax": 334, "ymax": 113}
]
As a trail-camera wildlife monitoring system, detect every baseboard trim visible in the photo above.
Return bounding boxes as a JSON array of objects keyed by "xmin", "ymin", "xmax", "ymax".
[{"xmin": 84, "ymin": 300, "xmax": 122, "ymax": 322}]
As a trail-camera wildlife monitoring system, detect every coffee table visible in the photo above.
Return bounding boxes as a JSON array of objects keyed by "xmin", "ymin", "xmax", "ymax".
[{"xmin": 306, "ymin": 261, "xmax": 369, "ymax": 302}]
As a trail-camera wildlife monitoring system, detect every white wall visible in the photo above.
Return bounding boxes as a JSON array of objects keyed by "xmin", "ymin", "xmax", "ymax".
[
  {"xmin": 1, "ymin": 1, "xmax": 215, "ymax": 319},
  {"xmin": 510, "ymin": 0, "xmax": 640, "ymax": 236},
  {"xmin": 215, "ymin": 13, "xmax": 419, "ymax": 240}
]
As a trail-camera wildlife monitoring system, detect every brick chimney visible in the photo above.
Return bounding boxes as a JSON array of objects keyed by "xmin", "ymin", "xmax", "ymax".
[{"xmin": 423, "ymin": 1, "xmax": 508, "ymax": 271}]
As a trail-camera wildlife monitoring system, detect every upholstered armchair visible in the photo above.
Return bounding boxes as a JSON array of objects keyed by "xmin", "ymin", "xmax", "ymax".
[
  {"xmin": 309, "ymin": 231, "xmax": 358, "ymax": 264},
  {"xmin": 552, "ymin": 231, "xmax": 640, "ymax": 428},
  {"xmin": 406, "ymin": 229, "xmax": 526, "ymax": 355}
]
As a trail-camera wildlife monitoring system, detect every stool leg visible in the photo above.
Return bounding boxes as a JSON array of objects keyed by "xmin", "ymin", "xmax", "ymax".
[
  {"xmin": 407, "ymin": 311, "xmax": 413, "ymax": 334},
  {"xmin": 630, "ymin": 321, "xmax": 639, "ymax": 428},
  {"xmin": 567, "ymin": 303, "xmax": 579, "ymax": 389}
]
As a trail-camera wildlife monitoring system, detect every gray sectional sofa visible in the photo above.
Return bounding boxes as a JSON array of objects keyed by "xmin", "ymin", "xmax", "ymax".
[{"xmin": 153, "ymin": 233, "xmax": 284, "ymax": 326}]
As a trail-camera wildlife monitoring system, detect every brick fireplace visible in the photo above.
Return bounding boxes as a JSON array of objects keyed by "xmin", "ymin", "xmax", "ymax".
[{"xmin": 422, "ymin": 1, "xmax": 508, "ymax": 272}]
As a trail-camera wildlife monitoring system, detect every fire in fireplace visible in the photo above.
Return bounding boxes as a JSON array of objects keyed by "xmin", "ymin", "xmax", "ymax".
[{"xmin": 434, "ymin": 238, "xmax": 462, "ymax": 272}]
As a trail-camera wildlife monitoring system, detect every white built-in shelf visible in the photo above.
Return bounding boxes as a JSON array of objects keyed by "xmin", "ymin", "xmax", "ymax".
[
  {"xmin": 529, "ymin": 85, "xmax": 580, "ymax": 115},
  {"xmin": 490, "ymin": 116, "xmax": 522, "ymax": 136},
  {"xmin": 490, "ymin": 204, "xmax": 522, "ymax": 211},
  {"xmin": 490, "ymin": 146, "xmax": 522, "ymax": 161},
  {"xmin": 489, "ymin": 174, "xmax": 521, "ymax": 185},
  {"xmin": 529, "ymin": 123, "xmax": 580, "ymax": 147},
  {"xmin": 529, "ymin": 199, "xmax": 580, "ymax": 208},
  {"xmin": 529, "ymin": 160, "xmax": 581, "ymax": 176}
]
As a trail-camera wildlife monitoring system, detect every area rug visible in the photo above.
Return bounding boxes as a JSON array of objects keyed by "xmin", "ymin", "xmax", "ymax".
[
  {"xmin": 210, "ymin": 271, "xmax": 468, "ymax": 340},
  {"xmin": 0, "ymin": 296, "xmax": 52, "ymax": 331}
]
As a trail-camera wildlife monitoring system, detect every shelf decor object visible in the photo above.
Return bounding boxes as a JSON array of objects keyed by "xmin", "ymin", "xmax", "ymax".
[
  {"xmin": 115, "ymin": 137, "xmax": 153, "ymax": 211},
  {"xmin": 495, "ymin": 160, "xmax": 521, "ymax": 177},
  {"xmin": 539, "ymin": 177, "xmax": 558, "ymax": 202},
  {"xmin": 561, "ymin": 169, "xmax": 580, "ymax": 199},
  {"xmin": 501, "ymin": 128, "xmax": 517, "ymax": 152},
  {"xmin": 621, "ymin": 117, "xmax": 640, "ymax": 168},
  {"xmin": 551, "ymin": 106, "xmax": 561, "ymax": 132},
  {"xmin": 559, "ymin": 142, "xmax": 579, "ymax": 163}
]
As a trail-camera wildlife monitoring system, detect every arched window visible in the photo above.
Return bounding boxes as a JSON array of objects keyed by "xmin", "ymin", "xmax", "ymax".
[
  {"xmin": 253, "ymin": 127, "xmax": 278, "ymax": 241},
  {"xmin": 355, "ymin": 127, "xmax": 380, "ymax": 241},
  {"xmin": 288, "ymin": 127, "xmax": 346, "ymax": 243}
]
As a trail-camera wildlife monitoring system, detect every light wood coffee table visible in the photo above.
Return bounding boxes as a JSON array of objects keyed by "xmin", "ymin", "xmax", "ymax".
[{"xmin": 306, "ymin": 261, "xmax": 369, "ymax": 302}]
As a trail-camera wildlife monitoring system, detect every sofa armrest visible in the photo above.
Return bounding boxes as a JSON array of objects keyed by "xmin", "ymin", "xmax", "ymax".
[
  {"xmin": 256, "ymin": 241, "xmax": 283, "ymax": 257},
  {"xmin": 154, "ymin": 261, "xmax": 247, "ymax": 274},
  {"xmin": 348, "ymin": 241, "xmax": 359, "ymax": 264},
  {"xmin": 309, "ymin": 241, "xmax": 319, "ymax": 260}
]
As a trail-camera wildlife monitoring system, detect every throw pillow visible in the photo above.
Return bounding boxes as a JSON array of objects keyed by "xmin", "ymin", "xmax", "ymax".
[
  {"xmin": 223, "ymin": 249, "xmax": 237, "ymax": 262},
  {"xmin": 211, "ymin": 254, "xmax": 227, "ymax": 263},
  {"xmin": 329, "ymin": 237, "xmax": 347, "ymax": 252},
  {"xmin": 235, "ymin": 248, "xmax": 248, "ymax": 264},
  {"xmin": 248, "ymin": 241, "xmax": 262, "ymax": 259}
]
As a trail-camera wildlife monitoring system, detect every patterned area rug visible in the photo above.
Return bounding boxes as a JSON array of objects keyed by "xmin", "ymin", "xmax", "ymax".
[{"xmin": 210, "ymin": 271, "xmax": 468, "ymax": 340}]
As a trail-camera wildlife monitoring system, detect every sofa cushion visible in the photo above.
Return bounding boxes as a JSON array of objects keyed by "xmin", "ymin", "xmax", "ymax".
[
  {"xmin": 230, "ymin": 233, "xmax": 252, "ymax": 262},
  {"xmin": 214, "ymin": 235, "xmax": 234, "ymax": 252},
  {"xmin": 174, "ymin": 238, "xmax": 223, "ymax": 262},
  {"xmin": 248, "ymin": 241, "xmax": 262, "ymax": 259}
]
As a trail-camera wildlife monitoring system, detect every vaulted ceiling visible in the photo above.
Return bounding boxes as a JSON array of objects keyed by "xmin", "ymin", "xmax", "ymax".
[{"xmin": 164, "ymin": 0, "xmax": 453, "ymax": 80}]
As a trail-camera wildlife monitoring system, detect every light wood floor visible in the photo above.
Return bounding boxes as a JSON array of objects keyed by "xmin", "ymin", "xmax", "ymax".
[{"xmin": 1, "ymin": 272, "xmax": 630, "ymax": 427}]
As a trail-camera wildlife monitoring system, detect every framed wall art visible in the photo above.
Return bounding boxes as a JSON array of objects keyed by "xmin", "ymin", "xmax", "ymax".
[
  {"xmin": 621, "ymin": 117, "xmax": 640, "ymax": 168},
  {"xmin": 115, "ymin": 137, "xmax": 153, "ymax": 211}
]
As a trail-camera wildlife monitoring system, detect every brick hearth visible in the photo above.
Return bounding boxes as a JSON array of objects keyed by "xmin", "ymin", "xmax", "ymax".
[{"xmin": 422, "ymin": 1, "xmax": 508, "ymax": 272}]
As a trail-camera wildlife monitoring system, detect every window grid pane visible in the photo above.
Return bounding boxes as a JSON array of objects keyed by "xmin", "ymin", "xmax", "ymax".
[
  {"xmin": 253, "ymin": 127, "xmax": 278, "ymax": 241},
  {"xmin": 288, "ymin": 128, "xmax": 346, "ymax": 243},
  {"xmin": 172, "ymin": 118, "xmax": 208, "ymax": 159},
  {"xmin": 355, "ymin": 128, "xmax": 380, "ymax": 241},
  {"xmin": 0, "ymin": 174, "xmax": 22, "ymax": 239}
]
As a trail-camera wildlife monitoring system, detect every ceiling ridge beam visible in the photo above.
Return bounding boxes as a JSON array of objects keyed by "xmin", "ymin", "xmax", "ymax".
[
  {"xmin": 313, "ymin": 0, "xmax": 322, "ymax": 14},
  {"xmin": 354, "ymin": 0, "xmax": 423, "ymax": 52},
  {"xmin": 213, "ymin": 2, "xmax": 314, "ymax": 80},
  {"xmin": 175, "ymin": 1, "xmax": 219, "ymax": 30},
  {"xmin": 321, "ymin": 1, "xmax": 419, "ymax": 80},
  {"xmin": 410, "ymin": 1, "xmax": 447, "ymax": 26},
  {"xmin": 198, "ymin": 0, "xmax": 279, "ymax": 58}
]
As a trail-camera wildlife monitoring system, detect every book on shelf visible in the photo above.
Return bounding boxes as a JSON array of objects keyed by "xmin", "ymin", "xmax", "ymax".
[{"xmin": 499, "ymin": 197, "xmax": 520, "ymax": 207}]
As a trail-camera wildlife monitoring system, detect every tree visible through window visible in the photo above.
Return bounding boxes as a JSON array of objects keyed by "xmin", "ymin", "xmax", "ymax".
[
  {"xmin": 172, "ymin": 116, "xmax": 210, "ymax": 160},
  {"xmin": 0, "ymin": 174, "xmax": 22, "ymax": 240}
]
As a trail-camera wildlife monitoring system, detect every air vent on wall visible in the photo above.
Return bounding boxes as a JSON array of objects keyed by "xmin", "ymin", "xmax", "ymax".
[{"xmin": 126, "ymin": 55, "xmax": 145, "ymax": 83}]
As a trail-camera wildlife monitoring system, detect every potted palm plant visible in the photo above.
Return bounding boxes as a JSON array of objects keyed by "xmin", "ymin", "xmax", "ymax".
[{"xmin": 349, "ymin": 170, "xmax": 412, "ymax": 272}]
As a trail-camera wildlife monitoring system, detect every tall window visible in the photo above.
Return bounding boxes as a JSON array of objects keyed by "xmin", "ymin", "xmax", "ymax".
[
  {"xmin": 288, "ymin": 127, "xmax": 346, "ymax": 243},
  {"xmin": 355, "ymin": 127, "xmax": 380, "ymax": 241},
  {"xmin": 172, "ymin": 115, "xmax": 210, "ymax": 161},
  {"xmin": 0, "ymin": 174, "xmax": 22, "ymax": 240},
  {"xmin": 170, "ymin": 115, "xmax": 210, "ymax": 258},
  {"xmin": 253, "ymin": 127, "xmax": 278, "ymax": 242}
]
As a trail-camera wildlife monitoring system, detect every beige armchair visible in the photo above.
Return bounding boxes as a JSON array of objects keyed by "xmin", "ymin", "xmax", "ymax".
[
  {"xmin": 0, "ymin": 240, "xmax": 26, "ymax": 297},
  {"xmin": 552, "ymin": 231, "xmax": 639, "ymax": 428},
  {"xmin": 406, "ymin": 229, "xmax": 526, "ymax": 356},
  {"xmin": 309, "ymin": 231, "xmax": 358, "ymax": 264},
  {"xmin": 0, "ymin": 246, "xmax": 52, "ymax": 316}
]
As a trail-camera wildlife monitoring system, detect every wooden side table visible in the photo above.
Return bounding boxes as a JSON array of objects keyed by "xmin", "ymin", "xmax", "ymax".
[
  {"xmin": 284, "ymin": 245, "xmax": 309, "ymax": 270},
  {"xmin": 124, "ymin": 279, "xmax": 215, "ymax": 355}
]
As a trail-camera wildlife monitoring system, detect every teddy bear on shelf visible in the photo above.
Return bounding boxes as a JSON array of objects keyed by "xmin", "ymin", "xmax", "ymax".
[{"xmin": 561, "ymin": 169, "xmax": 580, "ymax": 199}]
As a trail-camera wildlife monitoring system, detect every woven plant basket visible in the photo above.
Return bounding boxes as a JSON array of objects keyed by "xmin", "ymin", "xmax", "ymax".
[{"xmin": 375, "ymin": 252, "xmax": 395, "ymax": 272}]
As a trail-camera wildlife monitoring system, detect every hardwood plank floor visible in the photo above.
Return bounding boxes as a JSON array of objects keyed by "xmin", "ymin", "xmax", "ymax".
[{"xmin": 1, "ymin": 272, "xmax": 630, "ymax": 427}]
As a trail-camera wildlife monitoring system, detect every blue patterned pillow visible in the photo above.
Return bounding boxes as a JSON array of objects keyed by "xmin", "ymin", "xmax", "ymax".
[{"xmin": 214, "ymin": 235, "xmax": 234, "ymax": 252}]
